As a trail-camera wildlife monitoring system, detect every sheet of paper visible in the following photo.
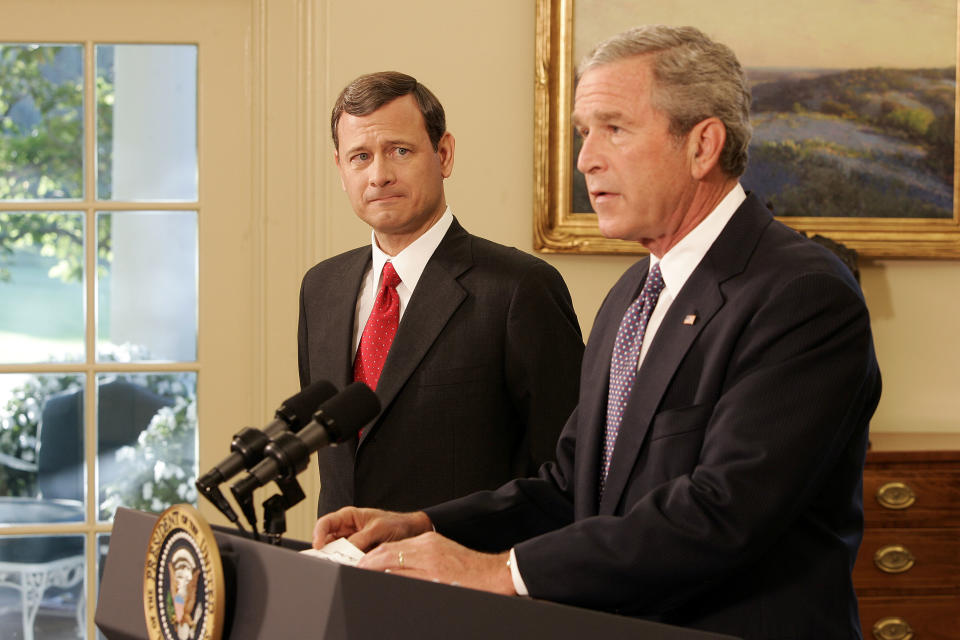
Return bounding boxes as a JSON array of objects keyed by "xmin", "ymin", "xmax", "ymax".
[{"xmin": 300, "ymin": 537, "xmax": 365, "ymax": 566}]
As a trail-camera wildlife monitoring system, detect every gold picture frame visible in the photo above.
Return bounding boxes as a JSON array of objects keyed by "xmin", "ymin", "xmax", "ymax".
[{"xmin": 533, "ymin": 0, "xmax": 960, "ymax": 258}]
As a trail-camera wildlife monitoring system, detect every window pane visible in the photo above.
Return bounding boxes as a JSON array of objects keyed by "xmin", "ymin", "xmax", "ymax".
[
  {"xmin": 96, "ymin": 533, "xmax": 109, "ymax": 640},
  {"xmin": 96, "ymin": 532, "xmax": 109, "ymax": 585},
  {"xmin": 0, "ymin": 373, "xmax": 85, "ymax": 520},
  {"xmin": 0, "ymin": 212, "xmax": 85, "ymax": 364},
  {"xmin": 97, "ymin": 372, "xmax": 197, "ymax": 522},
  {"xmin": 0, "ymin": 44, "xmax": 83, "ymax": 201},
  {"xmin": 97, "ymin": 533, "xmax": 110, "ymax": 640},
  {"xmin": 96, "ymin": 211, "xmax": 197, "ymax": 362},
  {"xmin": 96, "ymin": 45, "xmax": 197, "ymax": 201},
  {"xmin": 0, "ymin": 534, "xmax": 86, "ymax": 639}
]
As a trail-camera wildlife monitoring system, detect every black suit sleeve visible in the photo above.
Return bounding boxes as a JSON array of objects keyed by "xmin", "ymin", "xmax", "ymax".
[
  {"xmin": 503, "ymin": 261, "xmax": 584, "ymax": 469},
  {"xmin": 426, "ymin": 405, "xmax": 580, "ymax": 552},
  {"xmin": 297, "ymin": 279, "xmax": 310, "ymax": 389}
]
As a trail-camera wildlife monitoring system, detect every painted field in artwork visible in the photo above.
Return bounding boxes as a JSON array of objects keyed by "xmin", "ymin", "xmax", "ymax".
[{"xmin": 742, "ymin": 66, "xmax": 955, "ymax": 218}]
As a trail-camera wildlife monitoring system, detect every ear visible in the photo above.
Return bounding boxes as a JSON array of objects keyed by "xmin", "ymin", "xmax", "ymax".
[
  {"xmin": 334, "ymin": 151, "xmax": 346, "ymax": 191},
  {"xmin": 436, "ymin": 132, "xmax": 455, "ymax": 179},
  {"xmin": 687, "ymin": 117, "xmax": 726, "ymax": 180}
]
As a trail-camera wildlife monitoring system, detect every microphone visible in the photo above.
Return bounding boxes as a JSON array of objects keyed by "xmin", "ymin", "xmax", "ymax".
[
  {"xmin": 196, "ymin": 379, "xmax": 338, "ymax": 523},
  {"xmin": 230, "ymin": 382, "xmax": 380, "ymax": 504}
]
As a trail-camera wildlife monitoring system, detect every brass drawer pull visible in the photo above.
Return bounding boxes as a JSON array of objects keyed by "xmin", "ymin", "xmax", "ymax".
[
  {"xmin": 876, "ymin": 482, "xmax": 916, "ymax": 510},
  {"xmin": 874, "ymin": 545, "xmax": 915, "ymax": 574},
  {"xmin": 872, "ymin": 616, "xmax": 913, "ymax": 640}
]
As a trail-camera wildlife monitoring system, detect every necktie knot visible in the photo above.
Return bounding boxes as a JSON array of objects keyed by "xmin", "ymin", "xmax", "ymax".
[
  {"xmin": 643, "ymin": 263, "xmax": 664, "ymax": 300},
  {"xmin": 380, "ymin": 262, "xmax": 401, "ymax": 291}
]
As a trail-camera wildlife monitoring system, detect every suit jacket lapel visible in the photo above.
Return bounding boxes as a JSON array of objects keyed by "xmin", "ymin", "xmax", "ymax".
[
  {"xmin": 358, "ymin": 220, "xmax": 471, "ymax": 447},
  {"xmin": 598, "ymin": 271, "xmax": 723, "ymax": 514},
  {"xmin": 598, "ymin": 195, "xmax": 773, "ymax": 514},
  {"xmin": 573, "ymin": 259, "xmax": 649, "ymax": 518},
  {"xmin": 328, "ymin": 250, "xmax": 372, "ymax": 389},
  {"xmin": 308, "ymin": 247, "xmax": 370, "ymax": 495}
]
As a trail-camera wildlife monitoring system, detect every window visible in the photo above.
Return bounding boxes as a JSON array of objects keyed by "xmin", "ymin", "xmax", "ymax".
[
  {"xmin": 0, "ymin": 3, "xmax": 260, "ymax": 637},
  {"xmin": 0, "ymin": 41, "xmax": 199, "ymax": 639}
]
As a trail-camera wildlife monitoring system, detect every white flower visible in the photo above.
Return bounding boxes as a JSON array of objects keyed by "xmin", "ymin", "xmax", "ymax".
[
  {"xmin": 116, "ymin": 445, "xmax": 136, "ymax": 462},
  {"xmin": 154, "ymin": 460, "xmax": 169, "ymax": 482}
]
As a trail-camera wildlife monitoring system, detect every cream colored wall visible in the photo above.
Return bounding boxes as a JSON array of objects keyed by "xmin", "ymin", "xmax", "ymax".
[
  {"xmin": 861, "ymin": 260, "xmax": 960, "ymax": 432},
  {"xmin": 312, "ymin": 0, "xmax": 960, "ymax": 435}
]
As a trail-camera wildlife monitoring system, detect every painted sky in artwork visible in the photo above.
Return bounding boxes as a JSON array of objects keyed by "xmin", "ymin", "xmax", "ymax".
[{"xmin": 573, "ymin": 0, "xmax": 957, "ymax": 69}]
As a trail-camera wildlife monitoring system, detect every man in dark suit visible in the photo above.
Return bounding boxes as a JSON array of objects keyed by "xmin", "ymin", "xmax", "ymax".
[
  {"xmin": 299, "ymin": 71, "xmax": 584, "ymax": 516},
  {"xmin": 312, "ymin": 27, "xmax": 881, "ymax": 639}
]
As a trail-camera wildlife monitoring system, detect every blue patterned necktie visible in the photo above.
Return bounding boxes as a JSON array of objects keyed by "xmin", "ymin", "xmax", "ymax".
[{"xmin": 600, "ymin": 263, "xmax": 665, "ymax": 495}]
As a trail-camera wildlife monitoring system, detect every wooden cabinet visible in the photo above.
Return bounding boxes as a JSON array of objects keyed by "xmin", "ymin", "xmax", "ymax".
[{"xmin": 854, "ymin": 433, "xmax": 960, "ymax": 640}]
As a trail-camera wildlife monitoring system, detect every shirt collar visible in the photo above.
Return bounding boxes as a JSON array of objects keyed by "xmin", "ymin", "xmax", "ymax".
[
  {"xmin": 652, "ymin": 183, "xmax": 746, "ymax": 294},
  {"xmin": 369, "ymin": 207, "xmax": 454, "ymax": 291}
]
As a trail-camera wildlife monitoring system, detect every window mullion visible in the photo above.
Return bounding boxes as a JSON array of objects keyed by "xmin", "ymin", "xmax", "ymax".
[{"xmin": 83, "ymin": 38, "xmax": 99, "ymax": 640}]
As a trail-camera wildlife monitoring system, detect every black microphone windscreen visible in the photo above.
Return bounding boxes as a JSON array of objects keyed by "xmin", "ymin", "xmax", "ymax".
[
  {"xmin": 316, "ymin": 382, "xmax": 380, "ymax": 443},
  {"xmin": 277, "ymin": 380, "xmax": 338, "ymax": 429}
]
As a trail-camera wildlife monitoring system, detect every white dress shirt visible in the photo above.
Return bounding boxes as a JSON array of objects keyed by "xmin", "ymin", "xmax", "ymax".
[
  {"xmin": 508, "ymin": 184, "xmax": 747, "ymax": 596},
  {"xmin": 352, "ymin": 208, "xmax": 454, "ymax": 355}
]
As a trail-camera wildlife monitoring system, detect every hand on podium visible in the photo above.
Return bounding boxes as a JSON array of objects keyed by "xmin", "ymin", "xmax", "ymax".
[
  {"xmin": 360, "ymin": 532, "xmax": 515, "ymax": 596},
  {"xmin": 313, "ymin": 507, "xmax": 515, "ymax": 596},
  {"xmin": 312, "ymin": 507, "xmax": 432, "ymax": 550}
]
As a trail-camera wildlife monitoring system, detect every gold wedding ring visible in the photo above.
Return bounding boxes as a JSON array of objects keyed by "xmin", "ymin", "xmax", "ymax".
[{"xmin": 398, "ymin": 551, "xmax": 404, "ymax": 568}]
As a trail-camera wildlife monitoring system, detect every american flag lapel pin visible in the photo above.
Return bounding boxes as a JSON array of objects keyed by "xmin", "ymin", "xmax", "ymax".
[{"xmin": 682, "ymin": 314, "xmax": 697, "ymax": 326}]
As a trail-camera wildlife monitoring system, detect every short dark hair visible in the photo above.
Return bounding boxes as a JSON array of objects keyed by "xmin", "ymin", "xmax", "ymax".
[{"xmin": 331, "ymin": 71, "xmax": 446, "ymax": 151}]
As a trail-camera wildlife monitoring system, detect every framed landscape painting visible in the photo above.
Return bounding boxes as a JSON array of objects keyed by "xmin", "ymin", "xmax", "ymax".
[{"xmin": 534, "ymin": 0, "xmax": 960, "ymax": 257}]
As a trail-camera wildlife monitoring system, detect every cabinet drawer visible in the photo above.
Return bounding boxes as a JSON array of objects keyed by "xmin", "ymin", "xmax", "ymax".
[
  {"xmin": 853, "ymin": 529, "xmax": 960, "ymax": 593},
  {"xmin": 859, "ymin": 595, "xmax": 960, "ymax": 640},
  {"xmin": 863, "ymin": 469, "xmax": 960, "ymax": 527}
]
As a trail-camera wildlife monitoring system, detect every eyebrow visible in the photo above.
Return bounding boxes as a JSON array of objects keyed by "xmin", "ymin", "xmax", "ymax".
[
  {"xmin": 571, "ymin": 109, "xmax": 625, "ymax": 128},
  {"xmin": 342, "ymin": 138, "xmax": 416, "ymax": 156},
  {"xmin": 342, "ymin": 145, "xmax": 368, "ymax": 157}
]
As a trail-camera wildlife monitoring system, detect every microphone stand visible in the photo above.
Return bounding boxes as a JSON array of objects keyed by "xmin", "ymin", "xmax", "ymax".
[
  {"xmin": 262, "ymin": 475, "xmax": 305, "ymax": 546},
  {"xmin": 229, "ymin": 382, "xmax": 381, "ymax": 545},
  {"xmin": 232, "ymin": 488, "xmax": 261, "ymax": 542}
]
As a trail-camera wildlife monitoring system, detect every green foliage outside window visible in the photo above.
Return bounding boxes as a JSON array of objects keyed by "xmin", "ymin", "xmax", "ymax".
[{"xmin": 0, "ymin": 43, "xmax": 114, "ymax": 284}]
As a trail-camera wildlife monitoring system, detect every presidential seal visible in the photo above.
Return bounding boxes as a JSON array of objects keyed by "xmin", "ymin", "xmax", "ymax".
[{"xmin": 144, "ymin": 504, "xmax": 224, "ymax": 640}]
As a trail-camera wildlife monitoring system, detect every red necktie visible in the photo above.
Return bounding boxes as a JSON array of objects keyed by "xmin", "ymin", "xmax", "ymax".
[{"xmin": 353, "ymin": 262, "xmax": 402, "ymax": 391}]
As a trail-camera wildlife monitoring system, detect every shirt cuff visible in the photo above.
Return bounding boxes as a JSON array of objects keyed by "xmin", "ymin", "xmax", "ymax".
[{"xmin": 508, "ymin": 547, "xmax": 529, "ymax": 597}]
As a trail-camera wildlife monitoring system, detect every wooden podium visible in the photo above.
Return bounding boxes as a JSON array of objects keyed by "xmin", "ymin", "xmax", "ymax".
[{"xmin": 96, "ymin": 508, "xmax": 739, "ymax": 640}]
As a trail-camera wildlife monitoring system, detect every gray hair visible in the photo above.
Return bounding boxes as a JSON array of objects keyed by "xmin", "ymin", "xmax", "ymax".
[{"xmin": 578, "ymin": 25, "xmax": 752, "ymax": 177}]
